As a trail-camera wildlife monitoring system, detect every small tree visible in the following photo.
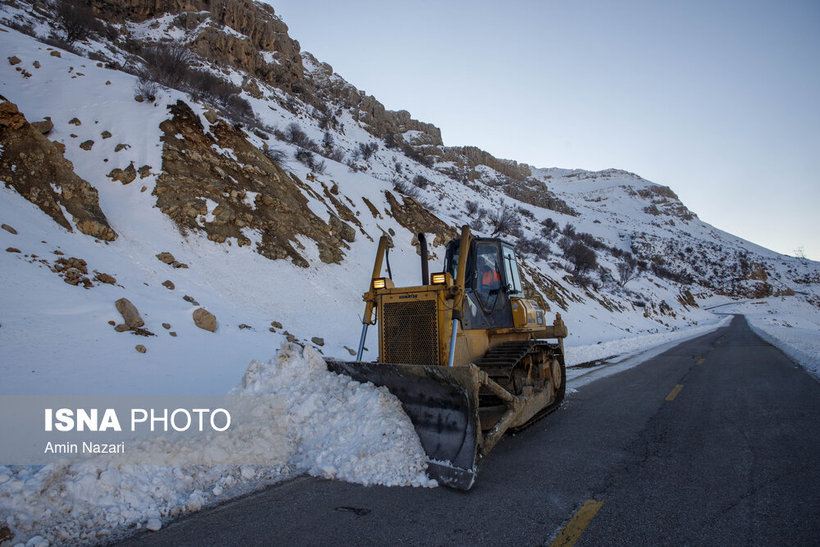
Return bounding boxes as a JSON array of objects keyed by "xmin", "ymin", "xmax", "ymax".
[
  {"xmin": 322, "ymin": 131, "xmax": 334, "ymax": 150},
  {"xmin": 618, "ymin": 253, "xmax": 638, "ymax": 286},
  {"xmin": 565, "ymin": 242, "xmax": 597, "ymax": 273}
]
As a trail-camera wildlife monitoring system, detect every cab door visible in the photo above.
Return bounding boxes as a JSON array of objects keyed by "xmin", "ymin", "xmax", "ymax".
[{"xmin": 463, "ymin": 240, "xmax": 514, "ymax": 330}]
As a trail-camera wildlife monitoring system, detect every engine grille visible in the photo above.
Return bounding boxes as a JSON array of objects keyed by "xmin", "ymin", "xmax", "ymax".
[{"xmin": 381, "ymin": 299, "xmax": 439, "ymax": 366}]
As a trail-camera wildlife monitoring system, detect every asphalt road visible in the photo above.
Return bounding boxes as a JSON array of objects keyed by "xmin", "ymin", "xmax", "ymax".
[{"xmin": 118, "ymin": 315, "xmax": 820, "ymax": 546}]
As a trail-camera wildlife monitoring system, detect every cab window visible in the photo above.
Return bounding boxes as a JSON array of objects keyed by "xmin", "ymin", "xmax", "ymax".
[
  {"xmin": 476, "ymin": 242, "xmax": 501, "ymax": 294},
  {"xmin": 501, "ymin": 244, "xmax": 523, "ymax": 296}
]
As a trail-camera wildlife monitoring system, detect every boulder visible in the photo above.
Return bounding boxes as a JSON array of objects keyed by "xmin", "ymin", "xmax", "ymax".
[
  {"xmin": 108, "ymin": 163, "xmax": 136, "ymax": 184},
  {"xmin": 156, "ymin": 252, "xmax": 175, "ymax": 264},
  {"xmin": 115, "ymin": 298, "xmax": 144, "ymax": 329},
  {"xmin": 203, "ymin": 109, "xmax": 219, "ymax": 124},
  {"xmin": 31, "ymin": 118, "xmax": 53, "ymax": 135},
  {"xmin": 193, "ymin": 308, "xmax": 217, "ymax": 332},
  {"xmin": 94, "ymin": 272, "xmax": 116, "ymax": 285}
]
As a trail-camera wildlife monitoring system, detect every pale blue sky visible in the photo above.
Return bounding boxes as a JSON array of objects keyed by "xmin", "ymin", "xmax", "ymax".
[{"xmin": 271, "ymin": 0, "xmax": 819, "ymax": 260}]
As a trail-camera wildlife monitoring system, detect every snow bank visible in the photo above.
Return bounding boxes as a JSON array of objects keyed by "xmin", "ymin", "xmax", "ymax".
[
  {"xmin": 0, "ymin": 344, "xmax": 433, "ymax": 546},
  {"xmin": 564, "ymin": 316, "xmax": 730, "ymax": 367}
]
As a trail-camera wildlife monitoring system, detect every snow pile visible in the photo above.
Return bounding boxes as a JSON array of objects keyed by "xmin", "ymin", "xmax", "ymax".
[
  {"xmin": 0, "ymin": 461, "xmax": 271, "ymax": 545},
  {"xmin": 232, "ymin": 343, "xmax": 434, "ymax": 487},
  {"xmin": 710, "ymin": 297, "xmax": 820, "ymax": 378},
  {"xmin": 0, "ymin": 344, "xmax": 433, "ymax": 546}
]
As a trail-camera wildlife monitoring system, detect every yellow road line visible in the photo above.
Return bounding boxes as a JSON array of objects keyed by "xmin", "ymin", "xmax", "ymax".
[
  {"xmin": 696, "ymin": 358, "xmax": 705, "ymax": 365},
  {"xmin": 551, "ymin": 499, "xmax": 604, "ymax": 547},
  {"xmin": 665, "ymin": 384, "xmax": 684, "ymax": 401}
]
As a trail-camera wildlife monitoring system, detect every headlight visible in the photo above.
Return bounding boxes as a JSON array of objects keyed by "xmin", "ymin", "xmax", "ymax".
[
  {"xmin": 431, "ymin": 273, "xmax": 447, "ymax": 285},
  {"xmin": 372, "ymin": 278, "xmax": 387, "ymax": 290}
]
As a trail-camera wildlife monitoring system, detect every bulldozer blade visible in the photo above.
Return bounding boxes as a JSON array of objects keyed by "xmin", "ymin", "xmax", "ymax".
[{"xmin": 326, "ymin": 360, "xmax": 482, "ymax": 490}]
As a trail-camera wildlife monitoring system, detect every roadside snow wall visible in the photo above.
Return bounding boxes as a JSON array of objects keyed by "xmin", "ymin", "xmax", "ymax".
[{"xmin": 0, "ymin": 343, "xmax": 434, "ymax": 545}]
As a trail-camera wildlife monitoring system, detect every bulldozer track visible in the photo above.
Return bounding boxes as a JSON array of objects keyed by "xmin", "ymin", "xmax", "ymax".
[{"xmin": 475, "ymin": 340, "xmax": 566, "ymax": 432}]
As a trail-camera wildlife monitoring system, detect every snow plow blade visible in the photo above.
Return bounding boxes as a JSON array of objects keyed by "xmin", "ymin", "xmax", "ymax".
[{"xmin": 326, "ymin": 360, "xmax": 482, "ymax": 490}]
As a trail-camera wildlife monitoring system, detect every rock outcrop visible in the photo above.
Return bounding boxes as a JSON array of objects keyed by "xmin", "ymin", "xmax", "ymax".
[
  {"xmin": 0, "ymin": 99, "xmax": 117, "ymax": 241},
  {"xmin": 154, "ymin": 100, "xmax": 351, "ymax": 267},
  {"xmin": 91, "ymin": 0, "xmax": 303, "ymax": 92},
  {"xmin": 384, "ymin": 191, "xmax": 458, "ymax": 248}
]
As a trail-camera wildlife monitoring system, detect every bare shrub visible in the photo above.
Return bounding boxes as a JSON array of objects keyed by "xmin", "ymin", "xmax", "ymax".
[
  {"xmin": 393, "ymin": 179, "xmax": 420, "ymax": 198},
  {"xmin": 43, "ymin": 34, "xmax": 78, "ymax": 54},
  {"xmin": 292, "ymin": 149, "xmax": 326, "ymax": 173},
  {"xmin": 411, "ymin": 175, "xmax": 429, "ymax": 189},
  {"xmin": 327, "ymin": 148, "xmax": 345, "ymax": 163},
  {"xmin": 264, "ymin": 146, "xmax": 288, "ymax": 165},
  {"xmin": 135, "ymin": 77, "xmax": 159, "ymax": 102},
  {"xmin": 575, "ymin": 231, "xmax": 607, "ymax": 250},
  {"xmin": 516, "ymin": 237, "xmax": 550, "ymax": 259},
  {"xmin": 56, "ymin": 0, "xmax": 103, "ymax": 43},
  {"xmin": 223, "ymin": 95, "xmax": 254, "ymax": 126},
  {"xmin": 187, "ymin": 70, "xmax": 238, "ymax": 102},
  {"xmin": 384, "ymin": 133, "xmax": 399, "ymax": 149},
  {"xmin": 318, "ymin": 113, "xmax": 338, "ymax": 131},
  {"xmin": 557, "ymin": 236, "xmax": 573, "ymax": 252},
  {"xmin": 573, "ymin": 272, "xmax": 599, "ymax": 289},
  {"xmin": 651, "ymin": 263, "xmax": 692, "ymax": 284},
  {"xmin": 541, "ymin": 217, "xmax": 558, "ymax": 235},
  {"xmin": 470, "ymin": 218, "xmax": 484, "ymax": 232},
  {"xmin": 140, "ymin": 44, "xmax": 192, "ymax": 89},
  {"xmin": 295, "ymin": 149, "xmax": 316, "ymax": 168},
  {"xmin": 359, "ymin": 142, "xmax": 378, "ymax": 160},
  {"xmin": 489, "ymin": 206, "xmax": 522, "ymax": 238},
  {"xmin": 465, "ymin": 200, "xmax": 479, "ymax": 216},
  {"xmin": 517, "ymin": 206, "xmax": 535, "ymax": 221},
  {"xmin": 285, "ymin": 123, "xmax": 318, "ymax": 151},
  {"xmin": 565, "ymin": 242, "xmax": 597, "ymax": 273},
  {"xmin": 322, "ymin": 132, "xmax": 334, "ymax": 150}
]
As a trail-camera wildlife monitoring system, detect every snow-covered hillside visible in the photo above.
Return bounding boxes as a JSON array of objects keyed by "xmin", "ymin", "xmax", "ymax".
[{"xmin": 1, "ymin": 1, "xmax": 818, "ymax": 544}]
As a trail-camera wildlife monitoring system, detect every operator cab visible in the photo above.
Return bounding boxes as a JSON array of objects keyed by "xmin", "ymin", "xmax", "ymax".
[{"xmin": 444, "ymin": 237, "xmax": 524, "ymax": 330}]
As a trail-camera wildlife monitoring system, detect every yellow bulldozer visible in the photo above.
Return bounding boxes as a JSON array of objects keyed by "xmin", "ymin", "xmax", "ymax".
[{"xmin": 328, "ymin": 225, "xmax": 567, "ymax": 489}]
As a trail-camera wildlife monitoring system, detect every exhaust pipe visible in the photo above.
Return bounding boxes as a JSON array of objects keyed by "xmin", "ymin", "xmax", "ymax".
[{"xmin": 419, "ymin": 233, "xmax": 429, "ymax": 285}]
